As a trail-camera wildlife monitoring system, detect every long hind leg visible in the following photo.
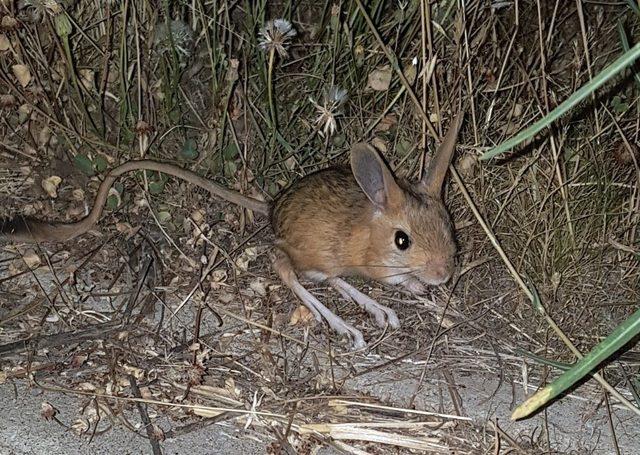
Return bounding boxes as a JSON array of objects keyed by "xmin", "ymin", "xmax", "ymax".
[
  {"xmin": 304, "ymin": 271, "xmax": 399, "ymax": 329},
  {"xmin": 271, "ymin": 251, "xmax": 366, "ymax": 349},
  {"xmin": 327, "ymin": 277, "xmax": 400, "ymax": 329}
]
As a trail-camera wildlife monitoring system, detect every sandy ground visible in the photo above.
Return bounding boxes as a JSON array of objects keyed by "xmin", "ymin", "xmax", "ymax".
[
  {"xmin": 349, "ymin": 369, "xmax": 640, "ymax": 454},
  {"xmin": 1, "ymin": 248, "xmax": 638, "ymax": 454},
  {"xmin": 2, "ymin": 367, "xmax": 639, "ymax": 454},
  {"xmin": 0, "ymin": 382, "xmax": 269, "ymax": 455}
]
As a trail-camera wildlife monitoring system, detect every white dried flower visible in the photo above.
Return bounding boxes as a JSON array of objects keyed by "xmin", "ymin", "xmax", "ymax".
[
  {"xmin": 154, "ymin": 19, "xmax": 194, "ymax": 60},
  {"xmin": 311, "ymin": 85, "xmax": 348, "ymax": 137},
  {"xmin": 19, "ymin": 0, "xmax": 64, "ymax": 21},
  {"xmin": 258, "ymin": 19, "xmax": 297, "ymax": 58}
]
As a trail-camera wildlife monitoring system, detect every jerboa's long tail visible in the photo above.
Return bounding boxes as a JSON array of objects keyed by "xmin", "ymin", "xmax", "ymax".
[{"xmin": 0, "ymin": 160, "xmax": 270, "ymax": 243}]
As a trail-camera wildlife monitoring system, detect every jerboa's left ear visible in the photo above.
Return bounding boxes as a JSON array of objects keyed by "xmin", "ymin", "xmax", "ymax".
[
  {"xmin": 350, "ymin": 143, "xmax": 404, "ymax": 210},
  {"xmin": 421, "ymin": 111, "xmax": 464, "ymax": 198}
]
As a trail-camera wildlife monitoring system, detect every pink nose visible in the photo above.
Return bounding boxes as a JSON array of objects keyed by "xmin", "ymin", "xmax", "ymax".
[
  {"xmin": 430, "ymin": 262, "xmax": 453, "ymax": 284},
  {"xmin": 435, "ymin": 270, "xmax": 451, "ymax": 284}
]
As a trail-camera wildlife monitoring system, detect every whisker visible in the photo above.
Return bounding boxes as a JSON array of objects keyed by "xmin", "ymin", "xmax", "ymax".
[
  {"xmin": 333, "ymin": 263, "xmax": 428, "ymax": 280},
  {"xmin": 318, "ymin": 262, "xmax": 431, "ymax": 282},
  {"xmin": 334, "ymin": 262, "xmax": 425, "ymax": 270},
  {"xmin": 382, "ymin": 270, "xmax": 416, "ymax": 280}
]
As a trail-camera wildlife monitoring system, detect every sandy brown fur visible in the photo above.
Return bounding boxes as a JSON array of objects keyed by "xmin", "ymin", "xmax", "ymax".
[
  {"xmin": 270, "ymin": 166, "xmax": 456, "ymax": 284},
  {"xmin": 270, "ymin": 111, "xmax": 462, "ymax": 288},
  {"xmin": 271, "ymin": 166, "xmax": 372, "ymax": 275}
]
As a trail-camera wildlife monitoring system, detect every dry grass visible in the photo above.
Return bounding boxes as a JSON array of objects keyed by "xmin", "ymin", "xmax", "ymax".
[{"xmin": 1, "ymin": 0, "xmax": 639, "ymax": 453}]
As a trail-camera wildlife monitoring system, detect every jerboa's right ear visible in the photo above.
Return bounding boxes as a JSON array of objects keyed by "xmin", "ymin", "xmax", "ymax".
[
  {"xmin": 421, "ymin": 111, "xmax": 464, "ymax": 198},
  {"xmin": 350, "ymin": 143, "xmax": 403, "ymax": 211}
]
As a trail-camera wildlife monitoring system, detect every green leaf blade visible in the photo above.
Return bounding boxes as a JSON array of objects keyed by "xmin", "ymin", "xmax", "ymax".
[
  {"xmin": 512, "ymin": 307, "xmax": 640, "ymax": 420},
  {"xmin": 481, "ymin": 41, "xmax": 640, "ymax": 161}
]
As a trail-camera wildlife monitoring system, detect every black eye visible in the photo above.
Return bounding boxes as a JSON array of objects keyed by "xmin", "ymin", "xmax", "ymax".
[{"xmin": 394, "ymin": 230, "xmax": 410, "ymax": 250}]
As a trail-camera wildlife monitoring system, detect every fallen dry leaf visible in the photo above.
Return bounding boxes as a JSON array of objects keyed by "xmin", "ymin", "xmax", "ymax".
[
  {"xmin": 0, "ymin": 34, "xmax": 10, "ymax": 52},
  {"xmin": 40, "ymin": 402, "xmax": 57, "ymax": 420},
  {"xmin": 367, "ymin": 65, "xmax": 392, "ymax": 91},
  {"xmin": 403, "ymin": 62, "xmax": 417, "ymax": 84},
  {"xmin": 191, "ymin": 208, "xmax": 205, "ymax": 223},
  {"xmin": 150, "ymin": 424, "xmax": 166, "ymax": 442},
  {"xmin": 218, "ymin": 291, "xmax": 234, "ymax": 303},
  {"xmin": 18, "ymin": 103, "xmax": 32, "ymax": 122},
  {"xmin": 38, "ymin": 126, "xmax": 51, "ymax": 147},
  {"xmin": 187, "ymin": 364, "xmax": 206, "ymax": 385},
  {"xmin": 192, "ymin": 406, "xmax": 224, "ymax": 418},
  {"xmin": 235, "ymin": 246, "xmax": 257, "ymax": 272},
  {"xmin": 458, "ymin": 153, "xmax": 478, "ymax": 178},
  {"xmin": 1, "ymin": 15, "xmax": 18, "ymax": 30},
  {"xmin": 72, "ymin": 188, "xmax": 85, "ymax": 200},
  {"xmin": 0, "ymin": 93, "xmax": 16, "ymax": 107},
  {"xmin": 225, "ymin": 377, "xmax": 240, "ymax": 398},
  {"xmin": 371, "ymin": 137, "xmax": 387, "ymax": 153},
  {"xmin": 65, "ymin": 205, "xmax": 84, "ymax": 219},
  {"xmin": 12, "ymin": 64, "xmax": 31, "ymax": 87},
  {"xmin": 290, "ymin": 305, "xmax": 314, "ymax": 326},
  {"xmin": 122, "ymin": 363, "xmax": 145, "ymax": 380},
  {"xmin": 70, "ymin": 354, "xmax": 88, "ymax": 368},
  {"xmin": 328, "ymin": 400, "xmax": 349, "ymax": 414},
  {"xmin": 612, "ymin": 141, "xmax": 639, "ymax": 166},
  {"xmin": 226, "ymin": 58, "xmax": 239, "ymax": 83},
  {"xmin": 78, "ymin": 68, "xmax": 95, "ymax": 91},
  {"xmin": 71, "ymin": 418, "xmax": 91, "ymax": 435},
  {"xmin": 139, "ymin": 386, "xmax": 153, "ymax": 400},
  {"xmin": 78, "ymin": 382, "xmax": 97, "ymax": 391},
  {"xmin": 375, "ymin": 113, "xmax": 397, "ymax": 133},
  {"xmin": 65, "ymin": 265, "xmax": 77, "ymax": 285},
  {"xmin": 210, "ymin": 269, "xmax": 227, "ymax": 289},
  {"xmin": 22, "ymin": 249, "xmax": 41, "ymax": 268},
  {"xmin": 8, "ymin": 261, "xmax": 20, "ymax": 275},
  {"xmin": 44, "ymin": 2, "xmax": 63, "ymax": 15},
  {"xmin": 115, "ymin": 222, "xmax": 135, "ymax": 235},
  {"xmin": 249, "ymin": 277, "xmax": 267, "ymax": 297},
  {"xmin": 512, "ymin": 103, "xmax": 523, "ymax": 117},
  {"xmin": 41, "ymin": 175, "xmax": 62, "ymax": 198}
]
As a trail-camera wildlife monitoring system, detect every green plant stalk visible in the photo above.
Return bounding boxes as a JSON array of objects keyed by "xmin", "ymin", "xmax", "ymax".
[
  {"xmin": 267, "ymin": 47, "xmax": 277, "ymax": 142},
  {"xmin": 199, "ymin": 0, "xmax": 219, "ymax": 102},
  {"xmin": 61, "ymin": 10, "xmax": 107, "ymax": 135},
  {"xmin": 513, "ymin": 348, "xmax": 572, "ymax": 371},
  {"xmin": 626, "ymin": 0, "xmax": 640, "ymax": 16},
  {"xmin": 119, "ymin": 0, "xmax": 132, "ymax": 140},
  {"xmin": 55, "ymin": 14, "xmax": 98, "ymax": 133},
  {"xmin": 61, "ymin": 38, "xmax": 94, "ymax": 127},
  {"xmin": 617, "ymin": 21, "xmax": 640, "ymax": 88},
  {"xmin": 512, "ymin": 307, "xmax": 640, "ymax": 420},
  {"xmin": 162, "ymin": 0, "xmax": 183, "ymax": 122},
  {"xmin": 481, "ymin": 41, "xmax": 640, "ymax": 160}
]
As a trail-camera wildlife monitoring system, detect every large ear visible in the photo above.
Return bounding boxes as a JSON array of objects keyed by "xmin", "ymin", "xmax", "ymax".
[
  {"xmin": 350, "ymin": 143, "xmax": 404, "ymax": 210},
  {"xmin": 422, "ymin": 111, "xmax": 464, "ymax": 198}
]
